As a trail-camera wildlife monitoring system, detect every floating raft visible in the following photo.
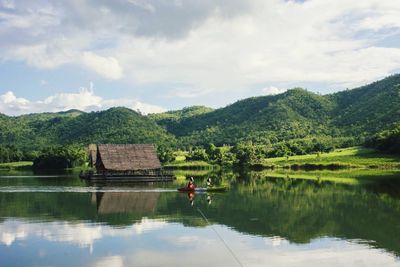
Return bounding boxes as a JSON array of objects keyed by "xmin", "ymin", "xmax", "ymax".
[{"xmin": 79, "ymin": 172, "xmax": 175, "ymax": 182}]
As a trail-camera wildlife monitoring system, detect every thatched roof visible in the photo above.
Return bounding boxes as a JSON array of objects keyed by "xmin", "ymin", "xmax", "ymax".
[
  {"xmin": 96, "ymin": 192, "xmax": 160, "ymax": 214},
  {"xmin": 97, "ymin": 144, "xmax": 161, "ymax": 171},
  {"xmin": 88, "ymin": 144, "xmax": 97, "ymax": 167}
]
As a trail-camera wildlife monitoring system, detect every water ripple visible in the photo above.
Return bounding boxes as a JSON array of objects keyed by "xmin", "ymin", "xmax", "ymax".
[{"xmin": 0, "ymin": 186, "xmax": 177, "ymax": 193}]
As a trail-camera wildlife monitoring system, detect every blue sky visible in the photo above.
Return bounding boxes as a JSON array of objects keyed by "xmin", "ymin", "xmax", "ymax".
[{"xmin": 1, "ymin": 0, "xmax": 400, "ymax": 115}]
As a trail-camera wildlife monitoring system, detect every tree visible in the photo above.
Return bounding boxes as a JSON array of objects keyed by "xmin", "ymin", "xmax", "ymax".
[
  {"xmin": 232, "ymin": 142, "xmax": 262, "ymax": 166},
  {"xmin": 186, "ymin": 147, "xmax": 209, "ymax": 161},
  {"xmin": 33, "ymin": 145, "xmax": 87, "ymax": 170},
  {"xmin": 366, "ymin": 123, "xmax": 400, "ymax": 154},
  {"xmin": 157, "ymin": 146, "xmax": 175, "ymax": 163}
]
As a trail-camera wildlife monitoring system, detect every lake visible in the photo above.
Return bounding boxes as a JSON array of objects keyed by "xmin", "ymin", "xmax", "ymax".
[{"xmin": 1, "ymin": 169, "xmax": 400, "ymax": 267}]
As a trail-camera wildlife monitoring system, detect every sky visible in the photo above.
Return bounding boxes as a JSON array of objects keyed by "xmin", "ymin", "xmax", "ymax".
[{"xmin": 1, "ymin": 0, "xmax": 400, "ymax": 115}]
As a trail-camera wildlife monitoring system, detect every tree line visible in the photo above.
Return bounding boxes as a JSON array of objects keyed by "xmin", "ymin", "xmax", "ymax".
[
  {"xmin": 365, "ymin": 123, "xmax": 400, "ymax": 154},
  {"xmin": 158, "ymin": 136, "xmax": 358, "ymax": 166}
]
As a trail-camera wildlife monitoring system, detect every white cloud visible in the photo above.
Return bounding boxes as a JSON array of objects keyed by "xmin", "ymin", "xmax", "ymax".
[
  {"xmin": 12, "ymin": 43, "xmax": 76, "ymax": 69},
  {"xmin": 0, "ymin": 91, "xmax": 30, "ymax": 113},
  {"xmin": 82, "ymin": 52, "xmax": 124, "ymax": 80},
  {"xmin": 110, "ymin": 0, "xmax": 400, "ymax": 90},
  {"xmin": 1, "ymin": 0, "xmax": 400, "ymax": 92},
  {"xmin": 127, "ymin": 0, "xmax": 155, "ymax": 13},
  {"xmin": 92, "ymin": 256, "xmax": 124, "ymax": 267},
  {"xmin": 41, "ymin": 87, "xmax": 102, "ymax": 110},
  {"xmin": 261, "ymin": 86, "xmax": 287, "ymax": 95},
  {"xmin": 0, "ymin": 85, "xmax": 165, "ymax": 115},
  {"xmin": 0, "ymin": 91, "xmax": 28, "ymax": 105},
  {"xmin": 1, "ymin": 0, "xmax": 15, "ymax": 9},
  {"xmin": 168, "ymin": 87, "xmax": 212, "ymax": 98}
]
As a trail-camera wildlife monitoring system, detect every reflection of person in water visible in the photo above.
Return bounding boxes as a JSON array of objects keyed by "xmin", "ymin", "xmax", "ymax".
[
  {"xmin": 188, "ymin": 192, "xmax": 195, "ymax": 206},
  {"xmin": 207, "ymin": 194, "xmax": 212, "ymax": 205},
  {"xmin": 206, "ymin": 177, "xmax": 213, "ymax": 188}
]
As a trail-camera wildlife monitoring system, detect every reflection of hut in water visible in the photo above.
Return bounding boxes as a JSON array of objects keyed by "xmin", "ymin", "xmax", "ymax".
[
  {"xmin": 93, "ymin": 192, "xmax": 160, "ymax": 214},
  {"xmin": 81, "ymin": 144, "xmax": 174, "ymax": 181}
]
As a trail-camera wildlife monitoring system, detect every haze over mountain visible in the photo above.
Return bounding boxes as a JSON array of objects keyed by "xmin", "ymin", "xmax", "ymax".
[{"xmin": 0, "ymin": 74, "xmax": 399, "ymax": 149}]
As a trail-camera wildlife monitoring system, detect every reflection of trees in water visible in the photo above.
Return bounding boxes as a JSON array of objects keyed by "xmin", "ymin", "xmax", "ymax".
[
  {"xmin": 1, "ymin": 169, "xmax": 400, "ymax": 256},
  {"xmin": 209, "ymin": 172, "xmax": 400, "ymax": 256}
]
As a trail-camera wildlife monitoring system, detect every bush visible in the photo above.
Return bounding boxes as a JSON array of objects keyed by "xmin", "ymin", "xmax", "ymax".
[
  {"xmin": 157, "ymin": 146, "xmax": 175, "ymax": 163},
  {"xmin": 33, "ymin": 145, "xmax": 86, "ymax": 170},
  {"xmin": 186, "ymin": 147, "xmax": 209, "ymax": 161},
  {"xmin": 366, "ymin": 124, "xmax": 400, "ymax": 154}
]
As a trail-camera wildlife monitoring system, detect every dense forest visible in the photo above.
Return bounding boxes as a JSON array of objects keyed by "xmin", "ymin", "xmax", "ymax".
[
  {"xmin": 0, "ymin": 74, "xmax": 399, "ymax": 163},
  {"xmin": 366, "ymin": 123, "xmax": 400, "ymax": 154}
]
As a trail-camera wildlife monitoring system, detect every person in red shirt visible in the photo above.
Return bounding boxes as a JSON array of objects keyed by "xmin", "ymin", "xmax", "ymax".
[{"xmin": 187, "ymin": 176, "xmax": 195, "ymax": 190}]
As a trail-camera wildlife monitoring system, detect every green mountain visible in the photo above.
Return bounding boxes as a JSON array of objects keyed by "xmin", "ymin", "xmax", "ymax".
[
  {"xmin": 0, "ymin": 107, "xmax": 176, "ymax": 150},
  {"xmin": 148, "ymin": 106, "xmax": 214, "ymax": 134},
  {"xmin": 151, "ymin": 74, "xmax": 400, "ymax": 145},
  {"xmin": 331, "ymin": 75, "xmax": 400, "ymax": 135},
  {"xmin": 0, "ymin": 74, "xmax": 399, "ymax": 150},
  {"xmin": 153, "ymin": 89, "xmax": 336, "ymax": 145}
]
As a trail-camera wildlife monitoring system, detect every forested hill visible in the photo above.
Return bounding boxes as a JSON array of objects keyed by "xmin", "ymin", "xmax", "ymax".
[
  {"xmin": 331, "ymin": 75, "xmax": 400, "ymax": 134},
  {"xmin": 0, "ymin": 107, "xmax": 176, "ymax": 150},
  {"xmin": 153, "ymin": 89, "xmax": 336, "ymax": 145},
  {"xmin": 0, "ymin": 74, "xmax": 399, "ymax": 149},
  {"xmin": 152, "ymin": 74, "xmax": 400, "ymax": 145}
]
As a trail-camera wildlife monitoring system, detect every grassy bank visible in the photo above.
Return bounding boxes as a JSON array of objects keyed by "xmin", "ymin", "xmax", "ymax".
[
  {"xmin": 251, "ymin": 169, "xmax": 400, "ymax": 185},
  {"xmin": 261, "ymin": 147, "xmax": 400, "ymax": 169},
  {"xmin": 0, "ymin": 161, "xmax": 33, "ymax": 170},
  {"xmin": 163, "ymin": 160, "xmax": 213, "ymax": 169}
]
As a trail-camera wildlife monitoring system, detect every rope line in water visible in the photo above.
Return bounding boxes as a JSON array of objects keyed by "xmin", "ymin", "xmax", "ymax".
[{"xmin": 197, "ymin": 207, "xmax": 244, "ymax": 267}]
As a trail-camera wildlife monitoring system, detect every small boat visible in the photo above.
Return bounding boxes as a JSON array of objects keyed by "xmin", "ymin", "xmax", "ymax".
[{"xmin": 177, "ymin": 186, "xmax": 227, "ymax": 192}]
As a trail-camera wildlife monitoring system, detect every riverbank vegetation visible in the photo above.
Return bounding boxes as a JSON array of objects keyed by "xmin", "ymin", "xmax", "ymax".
[
  {"xmin": 0, "ymin": 75, "xmax": 399, "ymax": 170},
  {"xmin": 160, "ymin": 145, "xmax": 400, "ymax": 170},
  {"xmin": 32, "ymin": 146, "xmax": 86, "ymax": 170},
  {"xmin": 263, "ymin": 147, "xmax": 400, "ymax": 169},
  {"xmin": 0, "ymin": 161, "xmax": 33, "ymax": 170},
  {"xmin": 366, "ymin": 123, "xmax": 400, "ymax": 154}
]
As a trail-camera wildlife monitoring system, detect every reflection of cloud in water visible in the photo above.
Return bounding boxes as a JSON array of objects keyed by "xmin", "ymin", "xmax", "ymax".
[
  {"xmin": 1, "ymin": 228, "xmax": 27, "ymax": 246},
  {"xmin": 0, "ymin": 217, "xmax": 166, "ymax": 248},
  {"xmin": 0, "ymin": 220, "xmax": 399, "ymax": 266},
  {"xmin": 163, "ymin": 234, "xmax": 216, "ymax": 248},
  {"xmin": 133, "ymin": 217, "xmax": 166, "ymax": 235},
  {"xmin": 241, "ymin": 243, "xmax": 400, "ymax": 267},
  {"xmin": 266, "ymin": 235, "xmax": 288, "ymax": 247},
  {"xmin": 124, "ymin": 234, "xmax": 400, "ymax": 267}
]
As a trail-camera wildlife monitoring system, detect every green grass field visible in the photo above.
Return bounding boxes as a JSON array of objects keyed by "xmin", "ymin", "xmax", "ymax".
[
  {"xmin": 163, "ymin": 160, "xmax": 212, "ymax": 168},
  {"xmin": 262, "ymin": 147, "xmax": 400, "ymax": 169},
  {"xmin": 0, "ymin": 161, "xmax": 33, "ymax": 170},
  {"xmin": 254, "ymin": 169, "xmax": 400, "ymax": 185}
]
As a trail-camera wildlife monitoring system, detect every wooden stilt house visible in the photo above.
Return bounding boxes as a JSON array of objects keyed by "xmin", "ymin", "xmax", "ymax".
[{"xmin": 80, "ymin": 144, "xmax": 174, "ymax": 181}]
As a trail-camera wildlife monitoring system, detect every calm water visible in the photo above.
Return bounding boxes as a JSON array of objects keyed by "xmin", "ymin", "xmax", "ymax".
[{"xmin": 1, "ymin": 169, "xmax": 400, "ymax": 267}]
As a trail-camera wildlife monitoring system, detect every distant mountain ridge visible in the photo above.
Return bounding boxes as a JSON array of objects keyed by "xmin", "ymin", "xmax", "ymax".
[
  {"xmin": 152, "ymin": 74, "xmax": 400, "ymax": 145},
  {"xmin": 0, "ymin": 74, "xmax": 399, "ymax": 149}
]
